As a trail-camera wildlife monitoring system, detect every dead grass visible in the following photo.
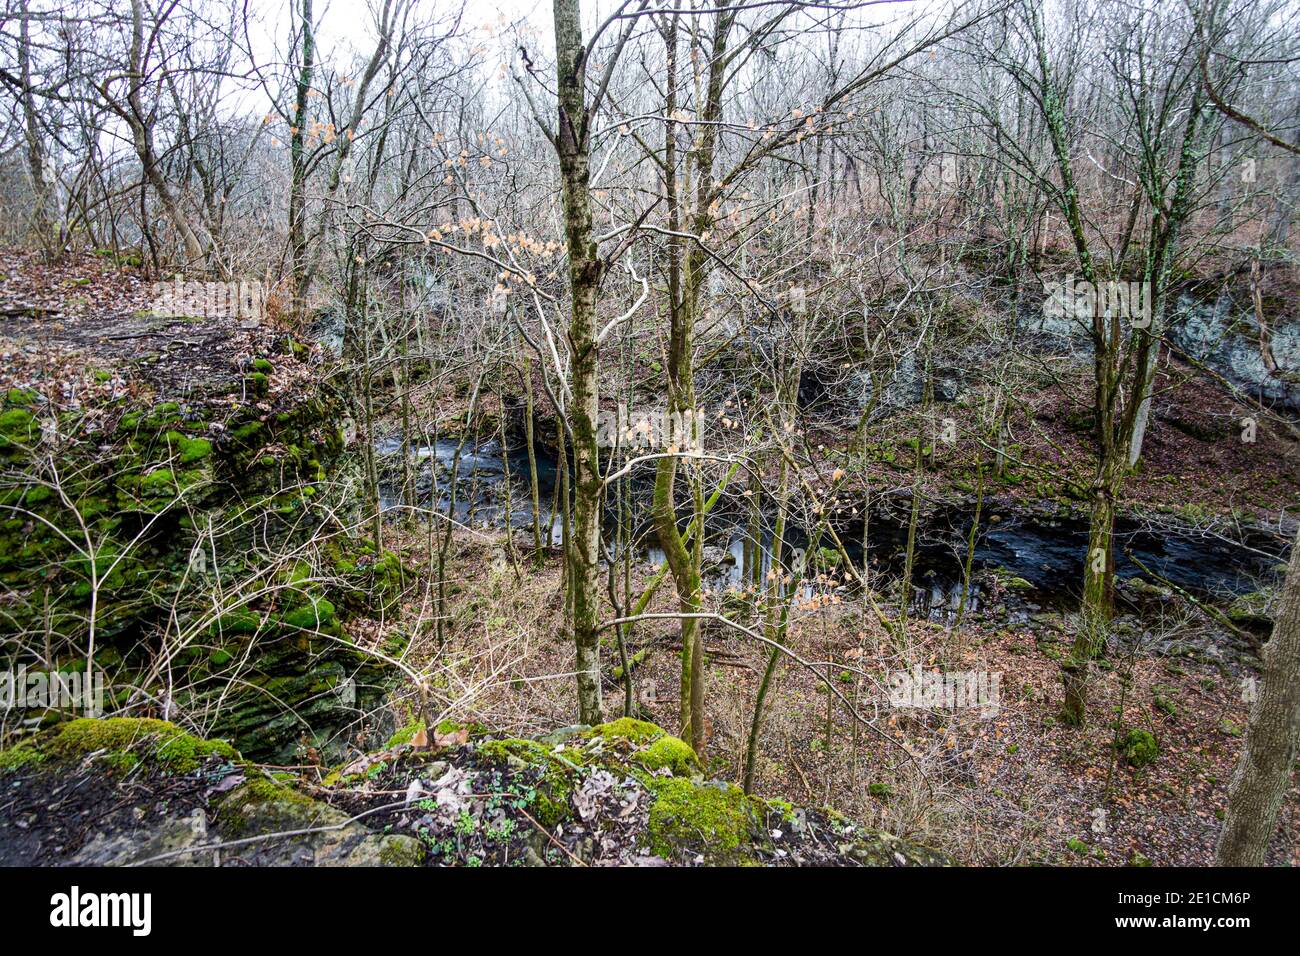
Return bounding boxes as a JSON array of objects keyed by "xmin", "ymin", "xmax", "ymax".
[{"xmin": 363, "ymin": 522, "xmax": 1297, "ymax": 866}]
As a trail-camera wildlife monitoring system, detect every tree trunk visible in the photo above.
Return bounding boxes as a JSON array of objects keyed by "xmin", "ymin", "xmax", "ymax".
[
  {"xmin": 554, "ymin": 0, "xmax": 603, "ymax": 725},
  {"xmin": 18, "ymin": 0, "xmax": 55, "ymax": 256},
  {"xmin": 289, "ymin": 0, "xmax": 314, "ymax": 314},
  {"xmin": 1126, "ymin": 340, "xmax": 1159, "ymax": 468},
  {"xmin": 1061, "ymin": 456, "xmax": 1118, "ymax": 725},
  {"xmin": 1215, "ymin": 526, "xmax": 1300, "ymax": 865},
  {"xmin": 126, "ymin": 0, "xmax": 205, "ymax": 265}
]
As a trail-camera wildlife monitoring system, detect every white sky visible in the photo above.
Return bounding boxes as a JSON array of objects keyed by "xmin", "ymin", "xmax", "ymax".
[
  {"xmin": 215, "ymin": 0, "xmax": 947, "ymax": 119},
  {"xmin": 267, "ymin": 0, "xmax": 558, "ymax": 63}
]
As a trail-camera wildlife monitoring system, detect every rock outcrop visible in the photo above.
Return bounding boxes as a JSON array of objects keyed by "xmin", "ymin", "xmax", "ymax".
[
  {"xmin": 1, "ymin": 336, "xmax": 402, "ymax": 765},
  {"xmin": 0, "ymin": 717, "xmax": 949, "ymax": 867}
]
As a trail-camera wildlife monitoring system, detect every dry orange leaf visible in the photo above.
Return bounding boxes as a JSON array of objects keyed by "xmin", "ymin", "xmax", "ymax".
[{"xmin": 434, "ymin": 726, "xmax": 470, "ymax": 747}]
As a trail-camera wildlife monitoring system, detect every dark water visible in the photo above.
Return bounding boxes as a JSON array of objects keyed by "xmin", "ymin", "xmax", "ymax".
[
  {"xmin": 376, "ymin": 437, "xmax": 1284, "ymax": 621},
  {"xmin": 375, "ymin": 435, "xmax": 563, "ymax": 538}
]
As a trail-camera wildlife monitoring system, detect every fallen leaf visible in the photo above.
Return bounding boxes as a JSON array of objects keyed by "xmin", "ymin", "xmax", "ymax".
[{"xmin": 434, "ymin": 726, "xmax": 469, "ymax": 747}]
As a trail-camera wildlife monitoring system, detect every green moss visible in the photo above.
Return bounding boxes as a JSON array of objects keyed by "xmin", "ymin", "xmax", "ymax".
[
  {"xmin": 280, "ymin": 597, "xmax": 336, "ymax": 630},
  {"xmin": 531, "ymin": 792, "xmax": 569, "ymax": 828},
  {"xmin": 377, "ymin": 834, "xmax": 426, "ymax": 866},
  {"xmin": 251, "ymin": 358, "xmax": 274, "ymax": 374},
  {"xmin": 226, "ymin": 776, "xmax": 315, "ymax": 809},
  {"xmin": 1151, "ymin": 686, "xmax": 1177, "ymax": 717},
  {"xmin": 99, "ymin": 750, "xmax": 141, "ymax": 774},
  {"xmin": 435, "ymin": 719, "xmax": 489, "ymax": 739},
  {"xmin": 1116, "ymin": 728, "xmax": 1159, "ymax": 768},
  {"xmin": 22, "ymin": 485, "xmax": 52, "ymax": 505},
  {"xmin": 1225, "ymin": 590, "xmax": 1273, "ymax": 629},
  {"xmin": 644, "ymin": 777, "xmax": 757, "ymax": 861},
  {"xmin": 764, "ymin": 798, "xmax": 798, "ymax": 824},
  {"xmin": 0, "ymin": 745, "xmax": 45, "ymax": 772},
  {"xmin": 579, "ymin": 718, "xmax": 698, "ymax": 776},
  {"xmin": 478, "ymin": 736, "xmax": 552, "ymax": 764},
  {"xmin": 0, "ymin": 407, "xmax": 38, "ymax": 449},
  {"xmin": 281, "ymin": 559, "xmax": 314, "ymax": 586},
  {"xmin": 475, "ymin": 736, "xmax": 579, "ymax": 826},
  {"xmin": 611, "ymin": 648, "xmax": 649, "ymax": 681},
  {"xmin": 635, "ymin": 734, "xmax": 700, "ymax": 776},
  {"xmin": 209, "ymin": 609, "xmax": 262, "ymax": 636},
  {"xmin": 139, "ymin": 468, "xmax": 176, "ymax": 495},
  {"xmin": 589, "ymin": 718, "xmax": 663, "ymax": 746},
  {"xmin": 216, "ymin": 775, "xmax": 327, "ymax": 837},
  {"xmin": 169, "ymin": 432, "xmax": 212, "ymax": 464},
  {"xmin": 143, "ymin": 402, "xmax": 182, "ymax": 429},
  {"xmin": 386, "ymin": 717, "xmax": 425, "ymax": 748},
  {"xmin": 230, "ymin": 420, "xmax": 265, "ymax": 444},
  {"xmin": 24, "ymin": 717, "xmax": 236, "ymax": 774}
]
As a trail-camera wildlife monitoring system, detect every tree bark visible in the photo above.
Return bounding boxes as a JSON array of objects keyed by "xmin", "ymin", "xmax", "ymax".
[
  {"xmin": 1215, "ymin": 526, "xmax": 1300, "ymax": 866},
  {"xmin": 289, "ymin": 0, "xmax": 314, "ymax": 313},
  {"xmin": 553, "ymin": 0, "xmax": 603, "ymax": 725}
]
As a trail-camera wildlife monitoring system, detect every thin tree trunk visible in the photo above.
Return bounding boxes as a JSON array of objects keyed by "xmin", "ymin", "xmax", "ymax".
[
  {"xmin": 289, "ymin": 0, "xmax": 314, "ymax": 314},
  {"xmin": 523, "ymin": 355, "xmax": 543, "ymax": 567},
  {"xmin": 554, "ymin": 0, "xmax": 603, "ymax": 725}
]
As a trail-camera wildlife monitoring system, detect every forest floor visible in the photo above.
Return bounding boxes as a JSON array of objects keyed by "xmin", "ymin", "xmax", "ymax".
[
  {"xmin": 0, "ymin": 249, "xmax": 321, "ymax": 414},
  {"xmin": 365, "ymin": 528, "xmax": 1298, "ymax": 866}
]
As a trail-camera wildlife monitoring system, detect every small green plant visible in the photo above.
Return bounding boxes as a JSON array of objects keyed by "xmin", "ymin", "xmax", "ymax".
[
  {"xmin": 485, "ymin": 819, "xmax": 516, "ymax": 843},
  {"xmin": 454, "ymin": 808, "xmax": 478, "ymax": 836}
]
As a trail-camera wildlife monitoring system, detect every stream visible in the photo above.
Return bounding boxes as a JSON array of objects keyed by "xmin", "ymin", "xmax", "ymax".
[{"xmin": 375, "ymin": 437, "xmax": 1284, "ymax": 626}]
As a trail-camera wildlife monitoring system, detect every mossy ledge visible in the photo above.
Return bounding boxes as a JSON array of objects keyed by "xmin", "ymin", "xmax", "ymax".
[
  {"xmin": 424, "ymin": 717, "xmax": 947, "ymax": 866},
  {"xmin": 0, "ymin": 717, "xmax": 422, "ymax": 866},
  {"xmin": 0, "ymin": 716, "xmax": 947, "ymax": 867},
  {"xmin": 0, "ymin": 717, "xmax": 235, "ymax": 775}
]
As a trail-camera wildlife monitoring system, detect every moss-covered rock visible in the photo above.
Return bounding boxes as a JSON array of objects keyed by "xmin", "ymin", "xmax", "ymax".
[
  {"xmin": 636, "ymin": 735, "xmax": 700, "ymax": 776},
  {"xmin": 0, "ymin": 718, "xmax": 423, "ymax": 866},
  {"xmin": 1225, "ymin": 589, "xmax": 1274, "ymax": 630},
  {"xmin": 0, "ymin": 717, "xmax": 946, "ymax": 868},
  {"xmin": 1116, "ymin": 727, "xmax": 1159, "ymax": 767},
  {"xmin": 0, "ymin": 717, "xmax": 236, "ymax": 776},
  {"xmin": 0, "ymin": 405, "xmax": 38, "ymax": 451},
  {"xmin": 643, "ymin": 777, "xmax": 758, "ymax": 861}
]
